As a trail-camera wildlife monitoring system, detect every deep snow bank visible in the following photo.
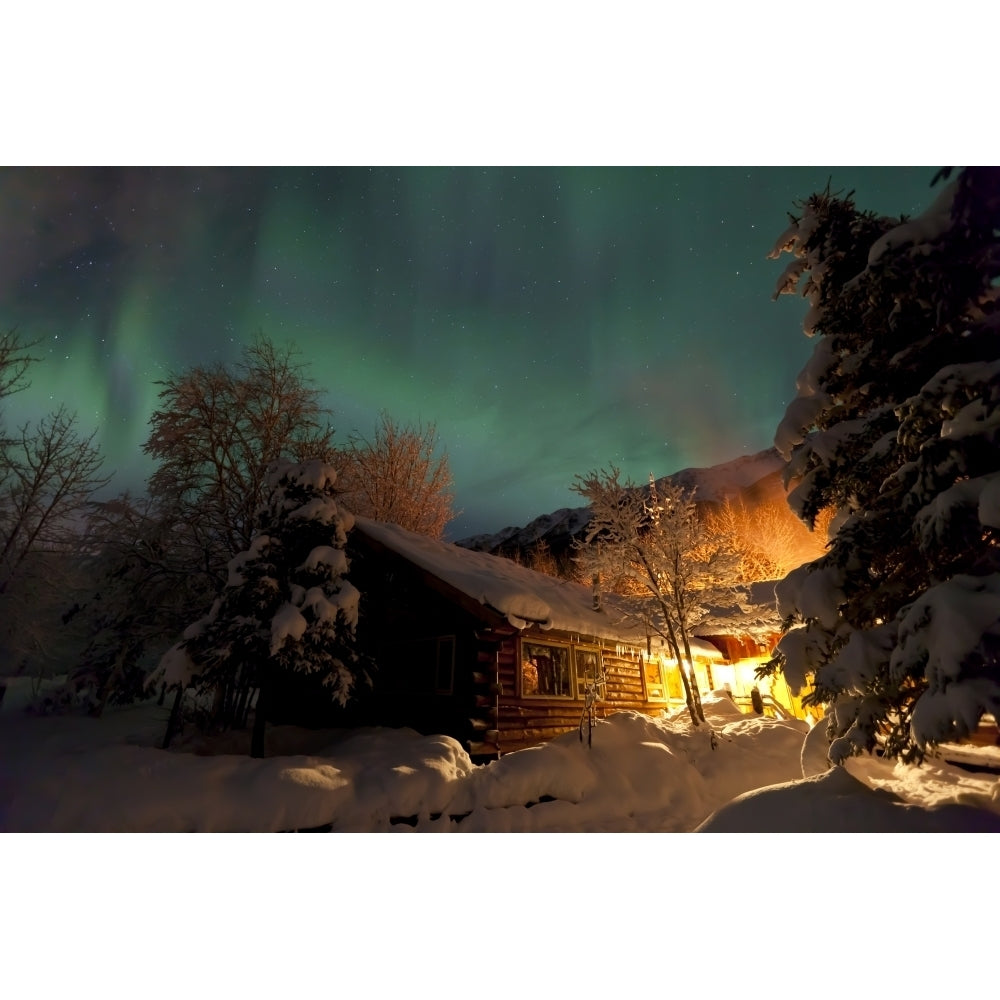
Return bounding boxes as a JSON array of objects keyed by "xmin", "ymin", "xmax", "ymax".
[{"xmin": 1, "ymin": 692, "xmax": 806, "ymax": 832}]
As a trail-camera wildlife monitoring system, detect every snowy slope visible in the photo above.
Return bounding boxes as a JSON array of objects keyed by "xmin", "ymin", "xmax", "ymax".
[
  {"xmin": 696, "ymin": 759, "xmax": 1000, "ymax": 832},
  {"xmin": 458, "ymin": 505, "xmax": 593, "ymax": 554},
  {"xmin": 664, "ymin": 447, "xmax": 786, "ymax": 503}
]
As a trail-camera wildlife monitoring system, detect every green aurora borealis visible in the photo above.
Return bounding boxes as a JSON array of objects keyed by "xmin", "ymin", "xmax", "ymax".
[{"xmin": 0, "ymin": 166, "xmax": 940, "ymax": 537}]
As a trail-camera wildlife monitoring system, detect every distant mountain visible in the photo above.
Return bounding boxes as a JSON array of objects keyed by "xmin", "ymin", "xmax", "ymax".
[
  {"xmin": 456, "ymin": 506, "xmax": 593, "ymax": 559},
  {"xmin": 663, "ymin": 448, "xmax": 786, "ymax": 503},
  {"xmin": 456, "ymin": 448, "xmax": 788, "ymax": 566}
]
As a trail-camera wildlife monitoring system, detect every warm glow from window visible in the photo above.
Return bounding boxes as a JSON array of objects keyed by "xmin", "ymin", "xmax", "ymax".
[{"xmin": 521, "ymin": 641, "xmax": 572, "ymax": 698}]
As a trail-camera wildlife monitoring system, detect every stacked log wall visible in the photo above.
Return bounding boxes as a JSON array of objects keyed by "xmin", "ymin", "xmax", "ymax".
[{"xmin": 489, "ymin": 640, "xmax": 673, "ymax": 755}]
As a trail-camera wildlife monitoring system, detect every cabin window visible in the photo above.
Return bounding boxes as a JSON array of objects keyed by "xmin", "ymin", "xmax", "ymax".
[
  {"xmin": 521, "ymin": 641, "xmax": 573, "ymax": 698},
  {"xmin": 643, "ymin": 656, "xmax": 668, "ymax": 702},
  {"xmin": 665, "ymin": 663, "xmax": 684, "ymax": 701},
  {"xmin": 575, "ymin": 647, "xmax": 605, "ymax": 700},
  {"xmin": 398, "ymin": 635, "xmax": 456, "ymax": 695}
]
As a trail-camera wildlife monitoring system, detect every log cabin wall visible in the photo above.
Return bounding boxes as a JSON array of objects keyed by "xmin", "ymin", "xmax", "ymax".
[
  {"xmin": 350, "ymin": 531, "xmax": 677, "ymax": 757},
  {"xmin": 486, "ymin": 634, "xmax": 681, "ymax": 756},
  {"xmin": 350, "ymin": 536, "xmax": 497, "ymax": 747},
  {"xmin": 350, "ymin": 527, "xmax": 738, "ymax": 757}
]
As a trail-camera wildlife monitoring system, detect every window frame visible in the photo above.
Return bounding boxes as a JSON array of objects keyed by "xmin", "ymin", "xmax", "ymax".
[
  {"xmin": 388, "ymin": 634, "xmax": 457, "ymax": 695},
  {"xmin": 642, "ymin": 653, "xmax": 670, "ymax": 703},
  {"xmin": 574, "ymin": 645, "xmax": 606, "ymax": 701},
  {"xmin": 519, "ymin": 638, "xmax": 575, "ymax": 699},
  {"xmin": 434, "ymin": 635, "xmax": 456, "ymax": 695},
  {"xmin": 518, "ymin": 639, "xmax": 605, "ymax": 701}
]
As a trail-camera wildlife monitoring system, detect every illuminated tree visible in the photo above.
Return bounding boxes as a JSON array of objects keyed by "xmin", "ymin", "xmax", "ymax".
[
  {"xmin": 572, "ymin": 467, "xmax": 740, "ymax": 727},
  {"xmin": 144, "ymin": 335, "xmax": 335, "ymax": 582},
  {"xmin": 761, "ymin": 167, "xmax": 1000, "ymax": 763},
  {"xmin": 702, "ymin": 494, "xmax": 828, "ymax": 583},
  {"xmin": 335, "ymin": 412, "xmax": 455, "ymax": 538},
  {"xmin": 525, "ymin": 538, "xmax": 562, "ymax": 579}
]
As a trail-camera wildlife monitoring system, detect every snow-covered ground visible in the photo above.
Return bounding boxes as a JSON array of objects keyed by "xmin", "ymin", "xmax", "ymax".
[
  {"xmin": 4, "ymin": 676, "xmax": 997, "ymax": 1000},
  {"xmin": 3, "ymin": 677, "xmax": 997, "ymax": 833}
]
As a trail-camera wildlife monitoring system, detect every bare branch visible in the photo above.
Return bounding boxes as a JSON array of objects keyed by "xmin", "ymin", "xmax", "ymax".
[
  {"xmin": 143, "ymin": 335, "xmax": 335, "ymax": 564},
  {"xmin": 0, "ymin": 329, "xmax": 41, "ymax": 403},
  {"xmin": 336, "ymin": 412, "xmax": 456, "ymax": 538},
  {"xmin": 571, "ymin": 467, "xmax": 743, "ymax": 726},
  {"xmin": 0, "ymin": 406, "xmax": 110, "ymax": 593}
]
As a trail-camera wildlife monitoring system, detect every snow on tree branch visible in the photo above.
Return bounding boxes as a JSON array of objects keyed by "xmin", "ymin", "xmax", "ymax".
[{"xmin": 761, "ymin": 167, "xmax": 1000, "ymax": 763}]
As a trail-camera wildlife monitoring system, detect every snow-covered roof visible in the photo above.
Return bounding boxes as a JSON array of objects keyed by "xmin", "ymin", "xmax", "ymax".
[
  {"xmin": 694, "ymin": 580, "xmax": 783, "ymax": 642},
  {"xmin": 354, "ymin": 517, "xmax": 722, "ymax": 659}
]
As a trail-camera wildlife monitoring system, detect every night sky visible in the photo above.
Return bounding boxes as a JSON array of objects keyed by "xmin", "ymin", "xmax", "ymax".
[{"xmin": 0, "ymin": 166, "xmax": 940, "ymax": 538}]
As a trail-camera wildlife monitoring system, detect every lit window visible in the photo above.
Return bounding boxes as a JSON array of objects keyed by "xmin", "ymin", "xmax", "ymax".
[
  {"xmin": 665, "ymin": 662, "xmax": 684, "ymax": 700},
  {"xmin": 643, "ymin": 656, "xmax": 668, "ymax": 702},
  {"xmin": 521, "ymin": 641, "xmax": 572, "ymax": 698},
  {"xmin": 576, "ymin": 647, "xmax": 605, "ymax": 700}
]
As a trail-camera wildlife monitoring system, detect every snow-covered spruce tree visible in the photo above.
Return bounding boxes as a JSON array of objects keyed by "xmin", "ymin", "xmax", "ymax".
[
  {"xmin": 760, "ymin": 167, "xmax": 1000, "ymax": 763},
  {"xmin": 154, "ymin": 458, "xmax": 371, "ymax": 756}
]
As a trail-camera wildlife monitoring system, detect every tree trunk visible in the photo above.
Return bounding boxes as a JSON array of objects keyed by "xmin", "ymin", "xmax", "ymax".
[
  {"xmin": 678, "ymin": 627, "xmax": 706, "ymax": 724},
  {"xmin": 658, "ymin": 606, "xmax": 700, "ymax": 727},
  {"xmin": 234, "ymin": 676, "xmax": 253, "ymax": 729},
  {"xmin": 212, "ymin": 680, "xmax": 227, "ymax": 726},
  {"xmin": 678, "ymin": 625, "xmax": 713, "ymax": 748},
  {"xmin": 689, "ymin": 667, "xmax": 706, "ymax": 723},
  {"xmin": 162, "ymin": 686, "xmax": 184, "ymax": 749},
  {"xmin": 94, "ymin": 650, "xmax": 126, "ymax": 718},
  {"xmin": 250, "ymin": 667, "xmax": 268, "ymax": 758}
]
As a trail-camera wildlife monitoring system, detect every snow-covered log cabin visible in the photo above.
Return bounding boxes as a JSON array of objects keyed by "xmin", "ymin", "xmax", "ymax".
[{"xmin": 348, "ymin": 518, "xmax": 808, "ymax": 758}]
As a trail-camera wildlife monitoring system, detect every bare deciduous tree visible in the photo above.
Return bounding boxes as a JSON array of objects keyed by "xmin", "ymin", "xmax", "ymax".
[
  {"xmin": 143, "ymin": 336, "xmax": 335, "ymax": 589},
  {"xmin": 66, "ymin": 493, "xmax": 205, "ymax": 713},
  {"xmin": 702, "ymin": 495, "xmax": 828, "ymax": 583},
  {"xmin": 0, "ymin": 330, "xmax": 39, "ymax": 402},
  {"xmin": 0, "ymin": 330, "xmax": 110, "ymax": 679},
  {"xmin": 572, "ymin": 467, "xmax": 740, "ymax": 727},
  {"xmin": 336, "ymin": 412, "xmax": 455, "ymax": 538},
  {"xmin": 65, "ymin": 336, "xmax": 335, "ymax": 708},
  {"xmin": 0, "ymin": 408, "xmax": 109, "ymax": 593},
  {"xmin": 525, "ymin": 539, "xmax": 562, "ymax": 579}
]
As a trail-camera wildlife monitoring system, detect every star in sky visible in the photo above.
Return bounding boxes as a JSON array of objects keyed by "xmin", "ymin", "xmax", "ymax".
[{"xmin": 0, "ymin": 166, "xmax": 939, "ymax": 537}]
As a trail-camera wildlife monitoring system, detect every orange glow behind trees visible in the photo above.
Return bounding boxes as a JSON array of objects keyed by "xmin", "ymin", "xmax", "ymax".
[{"xmin": 702, "ymin": 495, "xmax": 830, "ymax": 584}]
